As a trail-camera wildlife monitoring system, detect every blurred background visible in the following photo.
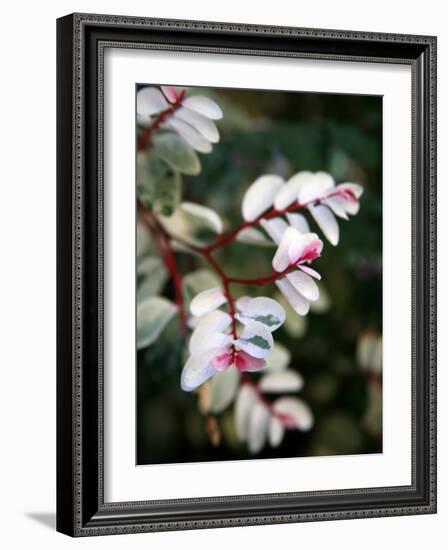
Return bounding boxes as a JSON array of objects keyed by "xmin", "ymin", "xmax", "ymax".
[{"xmin": 137, "ymin": 86, "xmax": 382, "ymax": 465}]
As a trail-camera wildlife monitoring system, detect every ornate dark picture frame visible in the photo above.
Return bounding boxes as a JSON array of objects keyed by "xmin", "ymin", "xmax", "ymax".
[{"xmin": 56, "ymin": 13, "xmax": 437, "ymax": 537}]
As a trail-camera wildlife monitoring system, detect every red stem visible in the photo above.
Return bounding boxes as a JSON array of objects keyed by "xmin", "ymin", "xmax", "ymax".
[
  {"xmin": 137, "ymin": 89, "xmax": 185, "ymax": 151},
  {"xmin": 138, "ymin": 203, "xmax": 187, "ymax": 337},
  {"xmin": 203, "ymin": 198, "xmax": 320, "ymax": 253},
  {"xmin": 163, "ymin": 241, "xmax": 187, "ymax": 336}
]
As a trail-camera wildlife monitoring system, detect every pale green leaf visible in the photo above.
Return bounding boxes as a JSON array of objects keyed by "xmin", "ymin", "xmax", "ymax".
[
  {"xmin": 136, "ymin": 256, "xmax": 168, "ymax": 302},
  {"xmin": 236, "ymin": 296, "xmax": 285, "ymax": 332},
  {"xmin": 136, "ymin": 219, "xmax": 153, "ymax": 258},
  {"xmin": 208, "ymin": 365, "xmax": 240, "ymax": 414},
  {"xmin": 137, "ymin": 153, "xmax": 181, "ymax": 216},
  {"xmin": 137, "ymin": 296, "xmax": 178, "ymax": 349},
  {"xmin": 180, "ymin": 202, "xmax": 223, "ymax": 234},
  {"xmin": 152, "ymin": 132, "xmax": 201, "ymax": 175},
  {"xmin": 182, "ymin": 269, "xmax": 222, "ymax": 305},
  {"xmin": 158, "ymin": 204, "xmax": 221, "ymax": 249}
]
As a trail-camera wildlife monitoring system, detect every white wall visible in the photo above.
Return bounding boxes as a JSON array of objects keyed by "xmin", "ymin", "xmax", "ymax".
[{"xmin": 0, "ymin": 1, "xmax": 445, "ymax": 548}]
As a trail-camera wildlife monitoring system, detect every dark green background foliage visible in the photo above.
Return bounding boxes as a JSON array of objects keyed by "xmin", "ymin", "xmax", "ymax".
[{"xmin": 137, "ymin": 86, "xmax": 382, "ymax": 465}]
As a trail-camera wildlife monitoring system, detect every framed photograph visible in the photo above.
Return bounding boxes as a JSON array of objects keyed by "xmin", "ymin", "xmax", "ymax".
[{"xmin": 56, "ymin": 13, "xmax": 437, "ymax": 536}]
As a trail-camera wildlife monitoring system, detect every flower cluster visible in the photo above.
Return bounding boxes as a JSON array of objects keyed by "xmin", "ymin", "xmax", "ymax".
[
  {"xmin": 236, "ymin": 387, "xmax": 313, "ymax": 454},
  {"xmin": 136, "ymin": 88, "xmax": 366, "ymax": 455},
  {"xmin": 181, "ymin": 295, "xmax": 286, "ymax": 392},
  {"xmin": 137, "ymin": 85, "xmax": 223, "ymax": 153},
  {"xmin": 272, "ymin": 229, "xmax": 323, "ymax": 316},
  {"xmin": 235, "ymin": 351, "xmax": 313, "ymax": 454},
  {"xmin": 180, "ymin": 228, "xmax": 325, "ymax": 393},
  {"xmin": 241, "ymin": 171, "xmax": 363, "ymax": 247},
  {"xmin": 232, "ymin": 170, "xmax": 364, "ymax": 316}
]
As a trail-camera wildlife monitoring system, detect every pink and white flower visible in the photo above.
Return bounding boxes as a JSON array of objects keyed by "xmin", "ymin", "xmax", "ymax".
[
  {"xmin": 137, "ymin": 85, "xmax": 223, "ymax": 153},
  {"xmin": 240, "ymin": 170, "xmax": 363, "ymax": 248},
  {"xmin": 181, "ymin": 293, "xmax": 285, "ymax": 392},
  {"xmin": 234, "ymin": 350, "xmax": 313, "ymax": 454},
  {"xmin": 272, "ymin": 227, "xmax": 323, "ymax": 272},
  {"xmin": 298, "ymin": 173, "xmax": 364, "ymax": 245},
  {"xmin": 270, "ymin": 228, "xmax": 323, "ymax": 316}
]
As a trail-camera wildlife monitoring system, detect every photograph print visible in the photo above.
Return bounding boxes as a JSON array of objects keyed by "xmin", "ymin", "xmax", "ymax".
[{"xmin": 136, "ymin": 84, "xmax": 382, "ymax": 465}]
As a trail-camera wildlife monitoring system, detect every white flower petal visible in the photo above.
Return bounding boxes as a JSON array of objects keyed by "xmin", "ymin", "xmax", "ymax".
[
  {"xmin": 187, "ymin": 316, "xmax": 200, "ymax": 330},
  {"xmin": 189, "ymin": 330, "xmax": 232, "ymax": 356},
  {"xmin": 236, "ymin": 227, "xmax": 274, "ymax": 247},
  {"xmin": 190, "ymin": 288, "xmax": 227, "ymax": 317},
  {"xmin": 264, "ymin": 342, "xmax": 291, "ymax": 372},
  {"xmin": 136, "ymin": 87, "xmax": 169, "ymax": 117},
  {"xmin": 193, "ymin": 309, "xmax": 232, "ymax": 335},
  {"xmin": 287, "ymin": 231, "xmax": 323, "ymax": 264},
  {"xmin": 272, "ymin": 397, "xmax": 314, "ymax": 431},
  {"xmin": 323, "ymin": 196, "xmax": 349, "ymax": 220},
  {"xmin": 259, "ymin": 217, "xmax": 288, "ymax": 245},
  {"xmin": 274, "ymin": 171, "xmax": 312, "ymax": 210},
  {"xmin": 286, "ymin": 212, "xmax": 310, "ymax": 233},
  {"xmin": 235, "ymin": 296, "xmax": 251, "ymax": 311},
  {"xmin": 174, "ymin": 106, "xmax": 220, "ymax": 143},
  {"xmin": 167, "ymin": 118, "xmax": 213, "ymax": 153},
  {"xmin": 336, "ymin": 182, "xmax": 364, "ymax": 199},
  {"xmin": 272, "ymin": 226, "xmax": 302, "ymax": 272},
  {"xmin": 242, "ymin": 175, "xmax": 284, "ymax": 222},
  {"xmin": 180, "ymin": 349, "xmax": 219, "ymax": 392},
  {"xmin": 235, "ymin": 384, "xmax": 258, "ymax": 441},
  {"xmin": 180, "ymin": 202, "xmax": 223, "ymax": 234},
  {"xmin": 236, "ymin": 296, "xmax": 285, "ymax": 332},
  {"xmin": 235, "ymin": 320, "xmax": 274, "ymax": 359},
  {"xmin": 248, "ymin": 402, "xmax": 270, "ymax": 454},
  {"xmin": 259, "ymin": 370, "xmax": 304, "ymax": 393},
  {"xmin": 298, "ymin": 264, "xmax": 321, "ymax": 280},
  {"xmin": 274, "ymin": 291, "xmax": 308, "ymax": 337},
  {"xmin": 268, "ymin": 416, "xmax": 285, "ymax": 447},
  {"xmin": 308, "ymin": 203, "xmax": 339, "ymax": 246},
  {"xmin": 208, "ymin": 364, "xmax": 240, "ymax": 414},
  {"xmin": 327, "ymin": 183, "xmax": 363, "ymax": 216},
  {"xmin": 275, "ymin": 278, "xmax": 310, "ymax": 316},
  {"xmin": 298, "ymin": 172, "xmax": 335, "ymax": 204},
  {"xmin": 286, "ymin": 270, "xmax": 319, "ymax": 302},
  {"xmin": 182, "ymin": 95, "xmax": 223, "ymax": 120},
  {"xmin": 341, "ymin": 198, "xmax": 360, "ymax": 216}
]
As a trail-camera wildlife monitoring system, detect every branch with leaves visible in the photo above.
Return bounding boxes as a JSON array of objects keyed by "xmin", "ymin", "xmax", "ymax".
[{"xmin": 136, "ymin": 85, "xmax": 364, "ymax": 454}]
